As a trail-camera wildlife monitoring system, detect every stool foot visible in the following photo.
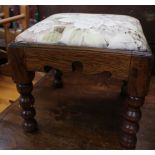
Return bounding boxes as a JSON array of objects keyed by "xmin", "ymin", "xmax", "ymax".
[
  {"xmin": 53, "ymin": 69, "xmax": 63, "ymax": 88},
  {"xmin": 17, "ymin": 83, "xmax": 38, "ymax": 132},
  {"xmin": 120, "ymin": 96, "xmax": 144, "ymax": 149},
  {"xmin": 22, "ymin": 118, "xmax": 38, "ymax": 132}
]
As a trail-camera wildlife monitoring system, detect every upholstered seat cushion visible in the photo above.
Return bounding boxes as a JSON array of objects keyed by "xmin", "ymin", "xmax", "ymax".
[{"xmin": 15, "ymin": 13, "xmax": 149, "ymax": 51}]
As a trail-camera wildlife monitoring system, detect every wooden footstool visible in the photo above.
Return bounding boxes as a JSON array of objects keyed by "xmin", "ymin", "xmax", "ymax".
[{"xmin": 8, "ymin": 13, "xmax": 153, "ymax": 149}]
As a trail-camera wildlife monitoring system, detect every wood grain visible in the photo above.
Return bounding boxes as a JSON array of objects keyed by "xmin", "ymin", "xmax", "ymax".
[
  {"xmin": 0, "ymin": 72, "xmax": 44, "ymax": 113},
  {"xmin": 128, "ymin": 55, "xmax": 153, "ymax": 97},
  {"xmin": 120, "ymin": 53, "xmax": 153, "ymax": 149},
  {"xmin": 9, "ymin": 43, "xmax": 132, "ymax": 80},
  {"xmin": 7, "ymin": 41, "xmax": 153, "ymax": 149},
  {"xmin": 0, "ymin": 73, "xmax": 155, "ymax": 149}
]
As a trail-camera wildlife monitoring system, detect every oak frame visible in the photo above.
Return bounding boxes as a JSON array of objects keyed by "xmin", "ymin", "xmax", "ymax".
[{"xmin": 8, "ymin": 42, "xmax": 153, "ymax": 149}]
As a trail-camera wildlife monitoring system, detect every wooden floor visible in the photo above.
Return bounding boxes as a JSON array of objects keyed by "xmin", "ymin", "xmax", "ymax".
[
  {"xmin": 0, "ymin": 75, "xmax": 18, "ymax": 112},
  {"xmin": 0, "ymin": 72, "xmax": 155, "ymax": 149},
  {"xmin": 0, "ymin": 72, "xmax": 44, "ymax": 113}
]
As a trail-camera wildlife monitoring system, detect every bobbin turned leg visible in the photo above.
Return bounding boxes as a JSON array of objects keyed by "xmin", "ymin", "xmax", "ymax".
[
  {"xmin": 53, "ymin": 69, "xmax": 63, "ymax": 88},
  {"xmin": 120, "ymin": 55, "xmax": 152, "ymax": 149},
  {"xmin": 17, "ymin": 82, "xmax": 38, "ymax": 132},
  {"xmin": 8, "ymin": 45, "xmax": 38, "ymax": 132},
  {"xmin": 120, "ymin": 96, "xmax": 144, "ymax": 149},
  {"xmin": 44, "ymin": 66, "xmax": 63, "ymax": 88}
]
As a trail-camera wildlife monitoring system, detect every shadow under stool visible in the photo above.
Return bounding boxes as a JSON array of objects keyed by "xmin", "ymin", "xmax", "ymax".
[{"xmin": 8, "ymin": 13, "xmax": 153, "ymax": 149}]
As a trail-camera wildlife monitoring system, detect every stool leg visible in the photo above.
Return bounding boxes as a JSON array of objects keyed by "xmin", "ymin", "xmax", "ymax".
[
  {"xmin": 120, "ymin": 56, "xmax": 152, "ymax": 149},
  {"xmin": 17, "ymin": 82, "xmax": 38, "ymax": 132},
  {"xmin": 120, "ymin": 96, "xmax": 144, "ymax": 149},
  {"xmin": 53, "ymin": 69, "xmax": 63, "ymax": 88},
  {"xmin": 8, "ymin": 46, "xmax": 38, "ymax": 132}
]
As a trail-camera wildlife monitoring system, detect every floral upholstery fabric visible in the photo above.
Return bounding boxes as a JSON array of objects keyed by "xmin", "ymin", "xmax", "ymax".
[{"xmin": 15, "ymin": 13, "xmax": 149, "ymax": 51}]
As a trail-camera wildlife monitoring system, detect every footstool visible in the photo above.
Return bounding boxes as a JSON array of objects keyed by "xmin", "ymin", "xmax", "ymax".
[{"xmin": 8, "ymin": 13, "xmax": 153, "ymax": 149}]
